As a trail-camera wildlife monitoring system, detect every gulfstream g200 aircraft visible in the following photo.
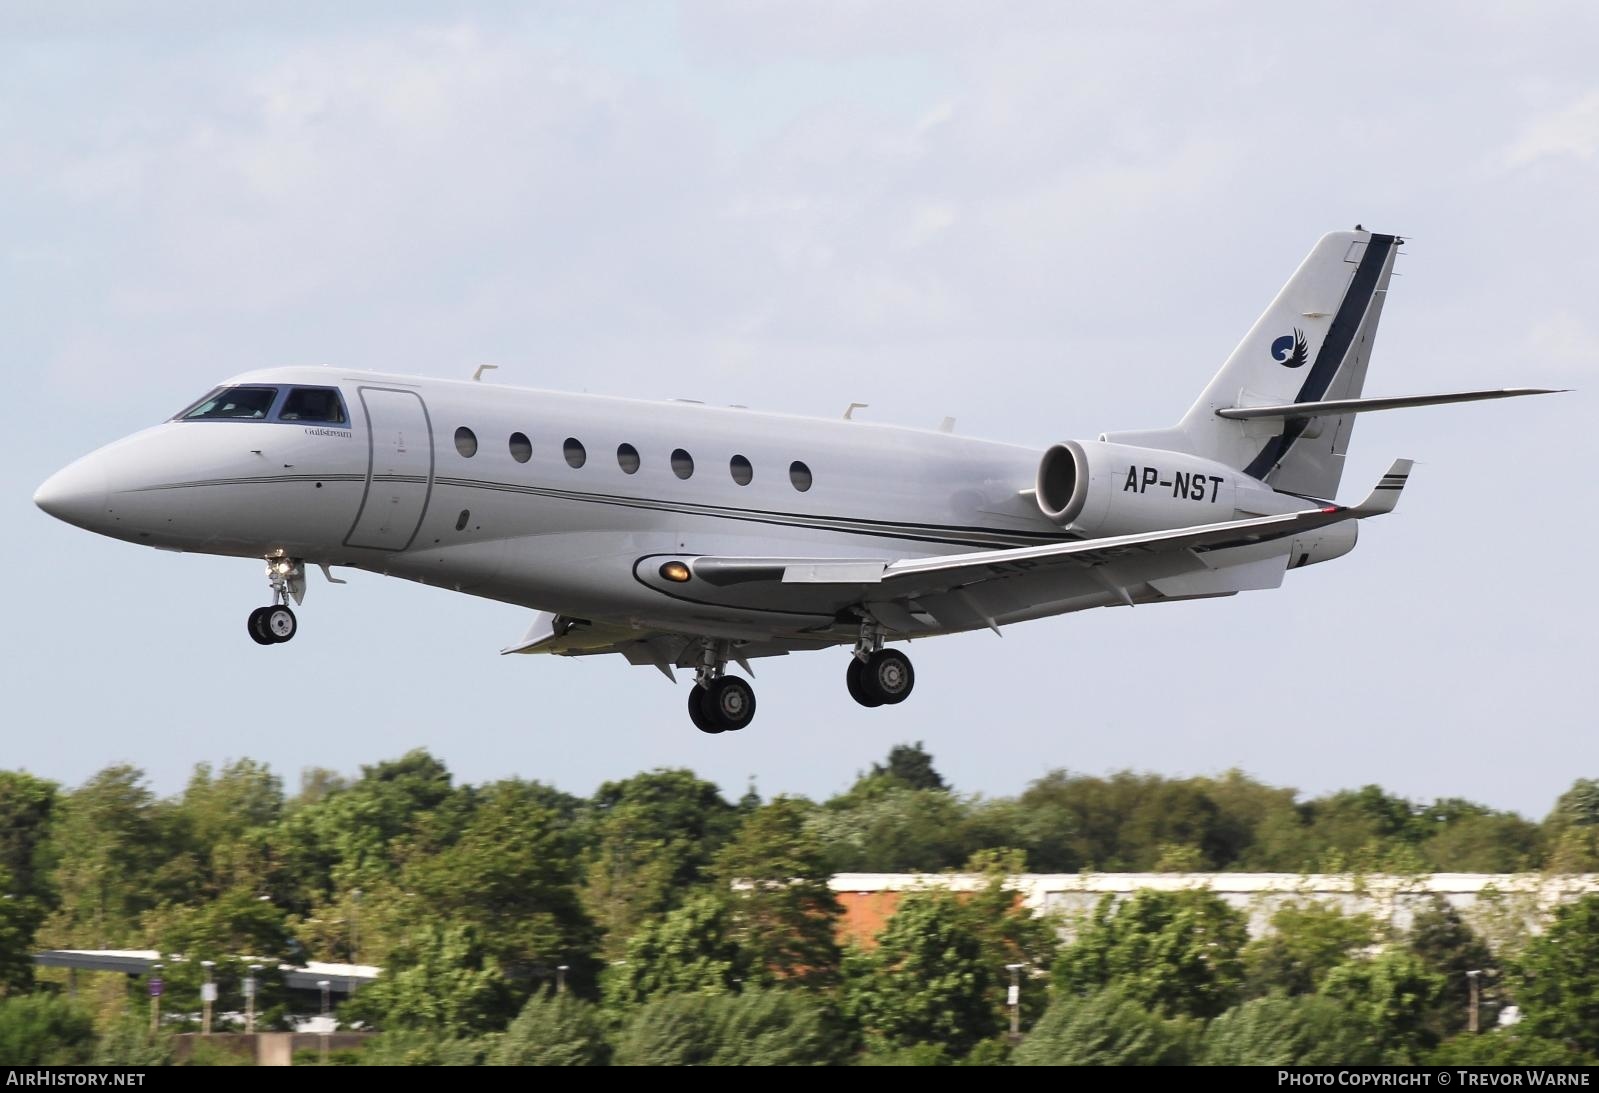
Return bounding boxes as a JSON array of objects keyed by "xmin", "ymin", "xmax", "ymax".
[{"xmin": 35, "ymin": 229, "xmax": 1555, "ymax": 733}]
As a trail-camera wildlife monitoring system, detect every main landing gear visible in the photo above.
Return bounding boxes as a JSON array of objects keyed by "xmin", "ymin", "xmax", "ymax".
[
  {"xmin": 248, "ymin": 555, "xmax": 304, "ymax": 646},
  {"xmin": 687, "ymin": 640, "xmax": 757, "ymax": 734},
  {"xmin": 845, "ymin": 621, "xmax": 915, "ymax": 708}
]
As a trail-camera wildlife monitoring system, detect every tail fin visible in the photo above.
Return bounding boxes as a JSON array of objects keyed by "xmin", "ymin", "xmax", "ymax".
[{"xmin": 1105, "ymin": 229, "xmax": 1400, "ymax": 499}]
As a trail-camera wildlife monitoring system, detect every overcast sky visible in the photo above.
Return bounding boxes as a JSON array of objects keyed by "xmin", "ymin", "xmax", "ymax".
[{"xmin": 5, "ymin": 1, "xmax": 1594, "ymax": 818}]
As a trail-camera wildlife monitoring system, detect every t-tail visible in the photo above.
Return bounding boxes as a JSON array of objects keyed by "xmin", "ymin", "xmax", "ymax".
[{"xmin": 1103, "ymin": 228, "xmax": 1561, "ymax": 500}]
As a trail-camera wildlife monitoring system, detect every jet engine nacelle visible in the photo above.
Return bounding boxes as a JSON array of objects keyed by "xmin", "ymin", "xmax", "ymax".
[{"xmin": 1035, "ymin": 439, "xmax": 1286, "ymax": 536}]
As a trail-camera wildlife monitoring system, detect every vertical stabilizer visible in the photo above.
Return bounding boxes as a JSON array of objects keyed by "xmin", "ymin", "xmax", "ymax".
[{"xmin": 1104, "ymin": 229, "xmax": 1399, "ymax": 499}]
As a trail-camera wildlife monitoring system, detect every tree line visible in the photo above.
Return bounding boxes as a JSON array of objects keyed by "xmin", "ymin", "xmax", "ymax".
[{"xmin": 3, "ymin": 744, "xmax": 1598, "ymax": 1065}]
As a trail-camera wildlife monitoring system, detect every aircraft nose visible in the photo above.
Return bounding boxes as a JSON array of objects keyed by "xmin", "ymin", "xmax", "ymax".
[{"xmin": 34, "ymin": 456, "xmax": 110, "ymax": 530}]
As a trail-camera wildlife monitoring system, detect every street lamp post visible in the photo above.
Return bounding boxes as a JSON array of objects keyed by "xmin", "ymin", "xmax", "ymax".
[
  {"xmin": 1467, "ymin": 969, "xmax": 1482, "ymax": 1033},
  {"xmin": 244, "ymin": 964, "xmax": 261, "ymax": 1035},
  {"xmin": 149, "ymin": 963, "xmax": 164, "ymax": 1035},
  {"xmin": 318, "ymin": 980, "xmax": 331, "ymax": 1065},
  {"xmin": 349, "ymin": 888, "xmax": 362, "ymax": 968},
  {"xmin": 200, "ymin": 961, "xmax": 216, "ymax": 1037},
  {"xmin": 556, "ymin": 965, "xmax": 569, "ymax": 996},
  {"xmin": 1006, "ymin": 964, "xmax": 1026, "ymax": 1042}
]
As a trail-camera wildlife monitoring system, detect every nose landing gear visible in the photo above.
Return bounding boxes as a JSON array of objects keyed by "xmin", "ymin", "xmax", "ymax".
[
  {"xmin": 248, "ymin": 604, "xmax": 298, "ymax": 645},
  {"xmin": 248, "ymin": 555, "xmax": 304, "ymax": 646}
]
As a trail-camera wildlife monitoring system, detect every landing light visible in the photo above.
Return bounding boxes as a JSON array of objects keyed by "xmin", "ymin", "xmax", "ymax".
[{"xmin": 659, "ymin": 561, "xmax": 692, "ymax": 583}]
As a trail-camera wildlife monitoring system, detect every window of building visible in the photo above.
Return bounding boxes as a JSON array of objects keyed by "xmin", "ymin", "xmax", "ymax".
[
  {"xmin": 509, "ymin": 432, "xmax": 532, "ymax": 463},
  {"xmin": 455, "ymin": 427, "xmax": 478, "ymax": 458},
  {"xmin": 789, "ymin": 460, "xmax": 813, "ymax": 492},
  {"xmin": 671, "ymin": 448, "xmax": 695, "ymax": 480},
  {"xmin": 564, "ymin": 437, "xmax": 587, "ymax": 468},
  {"xmin": 729, "ymin": 454, "xmax": 753, "ymax": 486},
  {"xmin": 617, "ymin": 443, "xmax": 641, "ymax": 474}
]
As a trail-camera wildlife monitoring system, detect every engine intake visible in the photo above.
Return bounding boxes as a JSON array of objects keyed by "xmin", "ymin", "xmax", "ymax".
[{"xmin": 1035, "ymin": 439, "xmax": 1289, "ymax": 536}]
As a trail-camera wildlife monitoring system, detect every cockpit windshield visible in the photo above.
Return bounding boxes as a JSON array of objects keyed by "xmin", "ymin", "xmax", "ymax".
[
  {"xmin": 173, "ymin": 384, "xmax": 349, "ymax": 426},
  {"xmin": 178, "ymin": 386, "xmax": 278, "ymax": 420}
]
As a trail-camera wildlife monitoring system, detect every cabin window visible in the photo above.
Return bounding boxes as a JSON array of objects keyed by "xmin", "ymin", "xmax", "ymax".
[
  {"xmin": 509, "ymin": 432, "xmax": 532, "ymax": 463},
  {"xmin": 455, "ymin": 427, "xmax": 478, "ymax": 458},
  {"xmin": 564, "ymin": 438, "xmax": 587, "ymax": 468},
  {"xmin": 279, "ymin": 387, "xmax": 348, "ymax": 424},
  {"xmin": 729, "ymin": 454, "xmax": 753, "ymax": 486},
  {"xmin": 671, "ymin": 448, "xmax": 695, "ymax": 480},
  {"xmin": 617, "ymin": 443, "xmax": 641, "ymax": 474},
  {"xmin": 789, "ymin": 460, "xmax": 813, "ymax": 492},
  {"xmin": 178, "ymin": 386, "xmax": 278, "ymax": 421}
]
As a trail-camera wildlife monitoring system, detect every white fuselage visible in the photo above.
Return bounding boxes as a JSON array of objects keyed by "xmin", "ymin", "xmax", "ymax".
[{"xmin": 35, "ymin": 366, "xmax": 1336, "ymax": 656}]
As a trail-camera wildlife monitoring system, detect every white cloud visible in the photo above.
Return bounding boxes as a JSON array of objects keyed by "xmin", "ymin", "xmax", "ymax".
[
  {"xmin": 1505, "ymin": 90, "xmax": 1599, "ymax": 167},
  {"xmin": 1525, "ymin": 312, "xmax": 1599, "ymax": 377}
]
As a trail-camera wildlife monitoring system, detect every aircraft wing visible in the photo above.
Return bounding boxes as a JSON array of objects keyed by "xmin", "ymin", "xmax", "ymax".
[{"xmin": 696, "ymin": 459, "xmax": 1413, "ymax": 603}]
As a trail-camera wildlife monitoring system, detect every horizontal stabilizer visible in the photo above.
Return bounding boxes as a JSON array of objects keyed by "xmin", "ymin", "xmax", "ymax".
[{"xmin": 1215, "ymin": 388, "xmax": 1563, "ymax": 421}]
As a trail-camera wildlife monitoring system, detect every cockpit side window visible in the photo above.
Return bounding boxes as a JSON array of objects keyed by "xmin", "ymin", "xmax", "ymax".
[
  {"xmin": 178, "ymin": 386, "xmax": 279, "ymax": 421},
  {"xmin": 280, "ymin": 387, "xmax": 348, "ymax": 424}
]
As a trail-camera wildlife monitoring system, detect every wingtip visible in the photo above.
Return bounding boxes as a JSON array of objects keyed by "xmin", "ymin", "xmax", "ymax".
[{"xmin": 1354, "ymin": 459, "xmax": 1413, "ymax": 516}]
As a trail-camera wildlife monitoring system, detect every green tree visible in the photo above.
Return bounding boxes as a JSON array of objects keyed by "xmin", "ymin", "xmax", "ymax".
[
  {"xmin": 0, "ymin": 868, "xmax": 43, "ymax": 996},
  {"xmin": 360, "ymin": 1031, "xmax": 491, "ymax": 1066},
  {"xmin": 144, "ymin": 884, "xmax": 294, "ymax": 963},
  {"xmin": 1053, "ymin": 889, "xmax": 1247, "ymax": 1019},
  {"xmin": 582, "ymin": 770, "xmax": 737, "ymax": 958},
  {"xmin": 0, "ymin": 772, "xmax": 58, "ymax": 906},
  {"xmin": 1408, "ymin": 897, "xmax": 1496, "ymax": 1037},
  {"xmin": 605, "ymin": 894, "xmax": 748, "ymax": 1006},
  {"xmin": 1543, "ymin": 780, "xmax": 1599, "ymax": 872},
  {"xmin": 842, "ymin": 889, "xmax": 1001, "ymax": 1056},
  {"xmin": 488, "ymin": 992, "xmax": 610, "ymax": 1066},
  {"xmin": 91, "ymin": 1009, "xmax": 176, "ymax": 1066},
  {"xmin": 1426, "ymin": 1030, "xmax": 1592, "ymax": 1066},
  {"xmin": 955, "ymin": 859, "xmax": 1060, "ymax": 1029},
  {"xmin": 41, "ymin": 765, "xmax": 170, "ymax": 947},
  {"xmin": 809, "ymin": 784, "xmax": 974, "ymax": 874},
  {"xmin": 1514, "ymin": 893, "xmax": 1599, "ymax": 1054},
  {"xmin": 0, "ymin": 994, "xmax": 95, "ymax": 1065},
  {"xmin": 1202, "ymin": 994, "xmax": 1381, "ymax": 1065},
  {"xmin": 612, "ymin": 989, "xmax": 840, "ymax": 1066},
  {"xmin": 399, "ymin": 780, "xmax": 602, "ymax": 998},
  {"xmin": 347, "ymin": 922, "xmax": 513, "ymax": 1036},
  {"xmin": 869, "ymin": 742, "xmax": 948, "ymax": 791},
  {"xmin": 269, "ymin": 749, "xmax": 461, "ymax": 914},
  {"xmin": 1322, "ymin": 948, "xmax": 1448, "ymax": 1062},
  {"xmin": 1242, "ymin": 901, "xmax": 1380, "ymax": 997},
  {"xmin": 711, "ymin": 796, "xmax": 843, "ymax": 988},
  {"xmin": 1416, "ymin": 799, "xmax": 1541, "ymax": 872},
  {"xmin": 1012, "ymin": 987, "xmax": 1196, "ymax": 1066},
  {"xmin": 1003, "ymin": 771, "xmax": 1235, "ymax": 872}
]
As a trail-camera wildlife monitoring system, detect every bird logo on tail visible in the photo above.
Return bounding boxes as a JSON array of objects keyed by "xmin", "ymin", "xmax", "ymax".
[{"xmin": 1270, "ymin": 328, "xmax": 1309, "ymax": 369}]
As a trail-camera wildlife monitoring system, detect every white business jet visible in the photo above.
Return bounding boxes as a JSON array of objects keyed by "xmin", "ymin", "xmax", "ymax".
[{"xmin": 35, "ymin": 229, "xmax": 1555, "ymax": 733}]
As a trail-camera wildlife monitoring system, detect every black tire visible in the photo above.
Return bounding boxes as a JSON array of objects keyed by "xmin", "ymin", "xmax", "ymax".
[
  {"xmin": 706, "ymin": 676, "xmax": 756, "ymax": 732},
  {"xmin": 846, "ymin": 657, "xmax": 884, "ymax": 708},
  {"xmin": 864, "ymin": 648, "xmax": 914, "ymax": 705},
  {"xmin": 247, "ymin": 607, "xmax": 274, "ymax": 646},
  {"xmin": 688, "ymin": 687, "xmax": 723, "ymax": 734},
  {"xmin": 264, "ymin": 605, "xmax": 297, "ymax": 644}
]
